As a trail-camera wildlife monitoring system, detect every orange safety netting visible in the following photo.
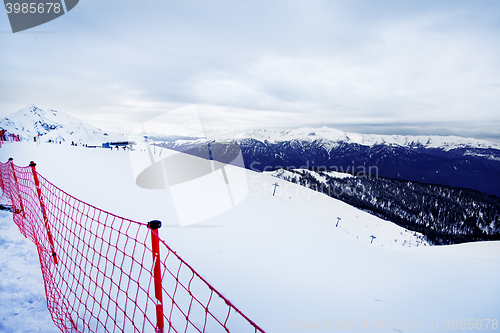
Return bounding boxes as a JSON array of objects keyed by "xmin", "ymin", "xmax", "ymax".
[{"xmin": 0, "ymin": 159, "xmax": 264, "ymax": 333}]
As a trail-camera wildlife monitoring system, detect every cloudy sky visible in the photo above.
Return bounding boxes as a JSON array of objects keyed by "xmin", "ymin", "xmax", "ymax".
[{"xmin": 1, "ymin": 0, "xmax": 499, "ymax": 141}]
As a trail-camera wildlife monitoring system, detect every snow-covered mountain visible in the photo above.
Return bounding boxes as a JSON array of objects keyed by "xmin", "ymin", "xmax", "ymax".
[
  {"xmin": 0, "ymin": 104, "xmax": 121, "ymax": 144},
  {"xmin": 205, "ymin": 127, "xmax": 500, "ymax": 152},
  {"xmin": 158, "ymin": 128, "xmax": 500, "ymax": 197}
]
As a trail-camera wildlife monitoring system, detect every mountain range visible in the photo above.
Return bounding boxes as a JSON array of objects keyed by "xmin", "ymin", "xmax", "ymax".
[{"xmin": 159, "ymin": 129, "xmax": 500, "ymax": 197}]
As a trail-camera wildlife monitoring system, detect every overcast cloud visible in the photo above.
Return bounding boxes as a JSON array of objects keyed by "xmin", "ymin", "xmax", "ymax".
[{"xmin": 1, "ymin": 0, "xmax": 499, "ymax": 141}]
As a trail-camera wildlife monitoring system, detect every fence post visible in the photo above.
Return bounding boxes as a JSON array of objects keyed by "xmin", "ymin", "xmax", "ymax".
[
  {"xmin": 148, "ymin": 220, "xmax": 164, "ymax": 333},
  {"xmin": 30, "ymin": 161, "xmax": 58, "ymax": 265},
  {"xmin": 0, "ymin": 162, "xmax": 3, "ymax": 193},
  {"xmin": 8, "ymin": 158, "xmax": 26, "ymax": 218}
]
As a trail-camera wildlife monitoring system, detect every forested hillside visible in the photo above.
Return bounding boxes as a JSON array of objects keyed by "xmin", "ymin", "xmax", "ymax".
[{"xmin": 271, "ymin": 169, "xmax": 500, "ymax": 245}]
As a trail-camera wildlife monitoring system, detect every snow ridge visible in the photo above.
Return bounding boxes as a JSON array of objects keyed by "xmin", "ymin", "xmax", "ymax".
[{"xmin": 205, "ymin": 127, "xmax": 500, "ymax": 151}]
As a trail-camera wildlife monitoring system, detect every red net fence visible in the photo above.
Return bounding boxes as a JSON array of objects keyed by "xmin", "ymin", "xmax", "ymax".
[{"xmin": 0, "ymin": 159, "xmax": 265, "ymax": 333}]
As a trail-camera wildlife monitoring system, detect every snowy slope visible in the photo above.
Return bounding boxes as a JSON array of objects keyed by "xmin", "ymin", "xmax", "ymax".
[
  {"xmin": 205, "ymin": 127, "xmax": 500, "ymax": 151},
  {"xmin": 1, "ymin": 141, "xmax": 500, "ymax": 332},
  {"xmin": 0, "ymin": 104, "xmax": 121, "ymax": 144},
  {"xmin": 0, "ymin": 209, "xmax": 59, "ymax": 333}
]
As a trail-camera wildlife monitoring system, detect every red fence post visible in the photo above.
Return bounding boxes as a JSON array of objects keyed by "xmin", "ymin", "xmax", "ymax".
[
  {"xmin": 8, "ymin": 158, "xmax": 26, "ymax": 219},
  {"xmin": 30, "ymin": 161, "xmax": 58, "ymax": 265},
  {"xmin": 148, "ymin": 220, "xmax": 164, "ymax": 333},
  {"xmin": 0, "ymin": 162, "xmax": 4, "ymax": 192}
]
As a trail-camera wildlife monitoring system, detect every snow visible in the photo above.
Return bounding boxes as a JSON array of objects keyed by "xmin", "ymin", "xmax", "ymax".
[
  {"xmin": 265, "ymin": 169, "xmax": 427, "ymax": 248},
  {"xmin": 0, "ymin": 209, "xmax": 59, "ymax": 333},
  {"xmin": 463, "ymin": 151, "xmax": 500, "ymax": 161},
  {"xmin": 1, "ymin": 140, "xmax": 500, "ymax": 332},
  {"xmin": 268, "ymin": 169, "xmax": 354, "ymax": 185}
]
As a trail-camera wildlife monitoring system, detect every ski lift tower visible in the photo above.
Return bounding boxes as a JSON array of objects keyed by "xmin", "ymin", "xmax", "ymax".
[{"xmin": 272, "ymin": 182, "xmax": 279, "ymax": 196}]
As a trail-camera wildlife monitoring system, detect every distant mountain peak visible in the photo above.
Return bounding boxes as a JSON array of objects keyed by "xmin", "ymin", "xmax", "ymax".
[{"xmin": 0, "ymin": 104, "xmax": 118, "ymax": 144}]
